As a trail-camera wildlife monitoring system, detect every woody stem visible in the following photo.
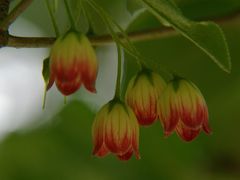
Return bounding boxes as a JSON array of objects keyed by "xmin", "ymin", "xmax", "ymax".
[{"xmin": 0, "ymin": 0, "xmax": 33, "ymax": 31}]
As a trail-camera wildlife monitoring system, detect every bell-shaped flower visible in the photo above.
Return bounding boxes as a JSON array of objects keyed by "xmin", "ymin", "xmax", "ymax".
[
  {"xmin": 125, "ymin": 69, "xmax": 166, "ymax": 126},
  {"xmin": 48, "ymin": 30, "xmax": 98, "ymax": 95},
  {"xmin": 92, "ymin": 99, "xmax": 140, "ymax": 160},
  {"xmin": 157, "ymin": 78, "xmax": 211, "ymax": 141}
]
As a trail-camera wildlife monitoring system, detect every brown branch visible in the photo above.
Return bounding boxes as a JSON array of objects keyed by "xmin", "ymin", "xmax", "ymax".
[
  {"xmin": 0, "ymin": 0, "xmax": 10, "ymax": 22},
  {"xmin": 0, "ymin": 0, "xmax": 10, "ymax": 47},
  {"xmin": 0, "ymin": 0, "xmax": 33, "ymax": 31},
  {"xmin": 7, "ymin": 27, "xmax": 175, "ymax": 48},
  {"xmin": 4, "ymin": 9, "xmax": 240, "ymax": 48}
]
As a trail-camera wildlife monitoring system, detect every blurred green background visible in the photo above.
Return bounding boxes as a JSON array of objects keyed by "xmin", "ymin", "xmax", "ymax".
[{"xmin": 0, "ymin": 0, "xmax": 240, "ymax": 179}]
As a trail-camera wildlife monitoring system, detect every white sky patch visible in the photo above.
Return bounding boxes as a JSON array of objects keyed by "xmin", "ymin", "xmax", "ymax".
[{"xmin": 0, "ymin": 18, "xmax": 62, "ymax": 138}]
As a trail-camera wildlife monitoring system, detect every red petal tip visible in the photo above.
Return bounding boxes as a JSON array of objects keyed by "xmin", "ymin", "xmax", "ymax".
[
  {"xmin": 203, "ymin": 123, "xmax": 212, "ymax": 135},
  {"xmin": 86, "ymin": 86, "xmax": 97, "ymax": 93},
  {"xmin": 138, "ymin": 117, "xmax": 156, "ymax": 126},
  {"xmin": 117, "ymin": 150, "xmax": 136, "ymax": 161},
  {"xmin": 177, "ymin": 129, "xmax": 200, "ymax": 142},
  {"xmin": 92, "ymin": 145, "xmax": 109, "ymax": 157},
  {"xmin": 181, "ymin": 137, "xmax": 196, "ymax": 142},
  {"xmin": 163, "ymin": 131, "xmax": 172, "ymax": 138}
]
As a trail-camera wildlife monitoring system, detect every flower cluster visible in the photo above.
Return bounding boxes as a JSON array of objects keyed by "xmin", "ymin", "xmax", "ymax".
[
  {"xmin": 124, "ymin": 69, "xmax": 211, "ymax": 142},
  {"xmin": 44, "ymin": 29, "xmax": 211, "ymax": 161},
  {"xmin": 92, "ymin": 69, "xmax": 211, "ymax": 161}
]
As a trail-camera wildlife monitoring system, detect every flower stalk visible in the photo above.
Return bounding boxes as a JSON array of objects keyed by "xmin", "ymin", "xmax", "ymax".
[
  {"xmin": 45, "ymin": 0, "xmax": 59, "ymax": 37},
  {"xmin": 114, "ymin": 44, "xmax": 122, "ymax": 99},
  {"xmin": 63, "ymin": 0, "xmax": 76, "ymax": 30}
]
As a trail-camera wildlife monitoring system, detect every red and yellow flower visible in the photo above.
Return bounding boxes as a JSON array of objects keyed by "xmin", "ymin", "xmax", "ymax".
[
  {"xmin": 48, "ymin": 30, "xmax": 98, "ymax": 95},
  {"xmin": 92, "ymin": 99, "xmax": 140, "ymax": 160},
  {"xmin": 157, "ymin": 78, "xmax": 211, "ymax": 141},
  {"xmin": 125, "ymin": 69, "xmax": 166, "ymax": 126}
]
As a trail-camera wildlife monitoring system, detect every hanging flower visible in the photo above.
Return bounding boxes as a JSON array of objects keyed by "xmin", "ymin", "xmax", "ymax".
[
  {"xmin": 157, "ymin": 77, "xmax": 211, "ymax": 141},
  {"xmin": 125, "ymin": 69, "xmax": 166, "ymax": 126},
  {"xmin": 48, "ymin": 30, "xmax": 98, "ymax": 95},
  {"xmin": 92, "ymin": 99, "xmax": 140, "ymax": 160}
]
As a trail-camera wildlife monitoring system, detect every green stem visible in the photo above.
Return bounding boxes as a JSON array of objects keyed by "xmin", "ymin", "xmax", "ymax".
[
  {"xmin": 114, "ymin": 44, "xmax": 122, "ymax": 99},
  {"xmin": 45, "ymin": 0, "xmax": 59, "ymax": 37},
  {"xmin": 81, "ymin": 0, "xmax": 173, "ymax": 80},
  {"xmin": 86, "ymin": 0, "xmax": 141, "ymax": 61},
  {"xmin": 87, "ymin": 0, "xmax": 166, "ymax": 77},
  {"xmin": 63, "ymin": 0, "xmax": 76, "ymax": 30}
]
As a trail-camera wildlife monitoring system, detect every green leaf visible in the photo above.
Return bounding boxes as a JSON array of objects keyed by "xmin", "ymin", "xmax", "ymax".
[
  {"xmin": 126, "ymin": 0, "xmax": 144, "ymax": 15},
  {"xmin": 141, "ymin": 0, "xmax": 231, "ymax": 73},
  {"xmin": 42, "ymin": 57, "xmax": 50, "ymax": 85},
  {"xmin": 176, "ymin": 0, "xmax": 240, "ymax": 19},
  {"xmin": 42, "ymin": 57, "xmax": 51, "ymax": 109}
]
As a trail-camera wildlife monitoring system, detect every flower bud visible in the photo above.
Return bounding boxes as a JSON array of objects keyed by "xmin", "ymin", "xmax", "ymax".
[
  {"xmin": 92, "ymin": 99, "xmax": 140, "ymax": 160},
  {"xmin": 125, "ymin": 69, "xmax": 166, "ymax": 126},
  {"xmin": 49, "ymin": 31, "xmax": 98, "ymax": 95},
  {"xmin": 157, "ymin": 78, "xmax": 211, "ymax": 141}
]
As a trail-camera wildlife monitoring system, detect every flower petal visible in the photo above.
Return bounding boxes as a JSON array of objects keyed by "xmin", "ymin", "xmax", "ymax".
[
  {"xmin": 159, "ymin": 102, "xmax": 180, "ymax": 136},
  {"xmin": 125, "ymin": 71, "xmax": 166, "ymax": 126},
  {"xmin": 105, "ymin": 104, "xmax": 132, "ymax": 155},
  {"xmin": 176, "ymin": 121, "xmax": 201, "ymax": 142},
  {"xmin": 80, "ymin": 36, "xmax": 98, "ymax": 93},
  {"xmin": 92, "ymin": 104, "xmax": 109, "ymax": 157},
  {"xmin": 179, "ymin": 81, "xmax": 208, "ymax": 129},
  {"xmin": 55, "ymin": 76, "xmax": 81, "ymax": 95},
  {"xmin": 202, "ymin": 118, "xmax": 212, "ymax": 135},
  {"xmin": 117, "ymin": 148, "xmax": 134, "ymax": 161},
  {"xmin": 128, "ymin": 107, "xmax": 140, "ymax": 159},
  {"xmin": 93, "ymin": 144, "xmax": 109, "ymax": 157}
]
